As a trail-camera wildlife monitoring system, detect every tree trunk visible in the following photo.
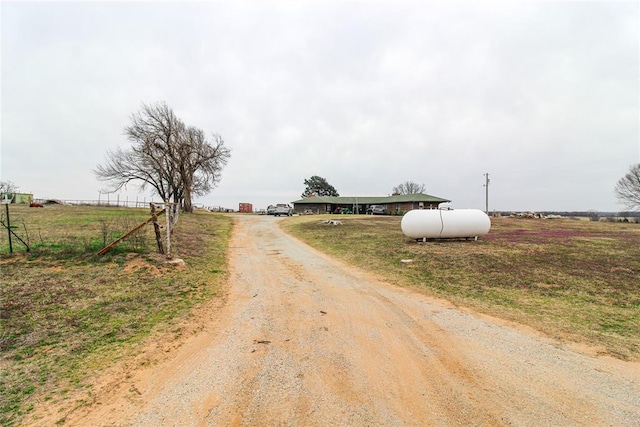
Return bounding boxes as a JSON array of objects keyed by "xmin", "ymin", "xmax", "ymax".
[{"xmin": 183, "ymin": 184, "xmax": 193, "ymax": 213}]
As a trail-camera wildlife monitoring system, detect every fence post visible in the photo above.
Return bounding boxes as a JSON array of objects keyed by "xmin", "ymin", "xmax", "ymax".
[
  {"xmin": 4, "ymin": 203, "xmax": 12, "ymax": 254},
  {"xmin": 150, "ymin": 203, "xmax": 164, "ymax": 254},
  {"xmin": 165, "ymin": 200, "xmax": 172, "ymax": 259}
]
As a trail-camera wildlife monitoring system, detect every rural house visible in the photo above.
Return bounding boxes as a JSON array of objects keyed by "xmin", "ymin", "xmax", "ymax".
[{"xmin": 291, "ymin": 193, "xmax": 451, "ymax": 215}]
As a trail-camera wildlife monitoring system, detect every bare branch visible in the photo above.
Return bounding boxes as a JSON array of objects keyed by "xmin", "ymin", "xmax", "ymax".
[
  {"xmin": 94, "ymin": 101, "xmax": 231, "ymax": 212},
  {"xmin": 0, "ymin": 180, "xmax": 19, "ymax": 195},
  {"xmin": 392, "ymin": 181, "xmax": 426, "ymax": 195}
]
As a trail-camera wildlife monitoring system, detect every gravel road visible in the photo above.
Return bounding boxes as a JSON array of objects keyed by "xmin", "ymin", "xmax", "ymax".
[{"xmin": 54, "ymin": 214, "xmax": 640, "ymax": 426}]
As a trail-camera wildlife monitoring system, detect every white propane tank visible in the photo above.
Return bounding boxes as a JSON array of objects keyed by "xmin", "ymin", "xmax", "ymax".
[{"xmin": 401, "ymin": 209, "xmax": 491, "ymax": 240}]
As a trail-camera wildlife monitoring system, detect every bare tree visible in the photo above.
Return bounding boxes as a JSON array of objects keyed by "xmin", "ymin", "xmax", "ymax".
[
  {"xmin": 0, "ymin": 180, "xmax": 18, "ymax": 196},
  {"xmin": 177, "ymin": 129, "xmax": 230, "ymax": 212},
  {"xmin": 614, "ymin": 163, "xmax": 640, "ymax": 211},
  {"xmin": 129, "ymin": 101, "xmax": 185, "ymax": 203},
  {"xmin": 392, "ymin": 181, "xmax": 426, "ymax": 195},
  {"xmin": 94, "ymin": 146, "xmax": 171, "ymax": 200},
  {"xmin": 95, "ymin": 101, "xmax": 230, "ymax": 212},
  {"xmin": 95, "ymin": 102, "xmax": 181, "ymax": 202}
]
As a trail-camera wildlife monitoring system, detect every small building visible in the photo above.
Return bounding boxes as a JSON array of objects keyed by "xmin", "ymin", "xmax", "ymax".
[
  {"xmin": 238, "ymin": 202, "xmax": 253, "ymax": 213},
  {"xmin": 1, "ymin": 192, "xmax": 33, "ymax": 205},
  {"xmin": 291, "ymin": 193, "xmax": 450, "ymax": 215}
]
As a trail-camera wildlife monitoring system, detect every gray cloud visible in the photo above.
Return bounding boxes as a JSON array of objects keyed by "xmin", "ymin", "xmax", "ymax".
[{"xmin": 1, "ymin": 1, "xmax": 637, "ymax": 211}]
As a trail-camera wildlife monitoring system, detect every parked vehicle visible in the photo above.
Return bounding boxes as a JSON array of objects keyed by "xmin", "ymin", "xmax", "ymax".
[
  {"xmin": 367, "ymin": 205, "xmax": 386, "ymax": 215},
  {"xmin": 334, "ymin": 207, "xmax": 352, "ymax": 214},
  {"xmin": 267, "ymin": 205, "xmax": 276, "ymax": 215},
  {"xmin": 273, "ymin": 204, "xmax": 293, "ymax": 217}
]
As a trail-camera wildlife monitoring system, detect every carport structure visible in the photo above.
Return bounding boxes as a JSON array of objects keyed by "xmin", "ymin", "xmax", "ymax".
[{"xmin": 291, "ymin": 193, "xmax": 451, "ymax": 215}]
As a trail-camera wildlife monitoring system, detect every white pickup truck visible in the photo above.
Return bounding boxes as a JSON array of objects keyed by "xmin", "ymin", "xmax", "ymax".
[{"xmin": 273, "ymin": 204, "xmax": 293, "ymax": 217}]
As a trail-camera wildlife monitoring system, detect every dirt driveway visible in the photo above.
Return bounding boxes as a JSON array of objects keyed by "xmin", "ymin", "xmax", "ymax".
[{"xmin": 48, "ymin": 214, "xmax": 640, "ymax": 426}]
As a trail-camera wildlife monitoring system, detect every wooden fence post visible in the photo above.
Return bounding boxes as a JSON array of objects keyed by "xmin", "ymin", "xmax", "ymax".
[
  {"xmin": 165, "ymin": 199, "xmax": 172, "ymax": 259},
  {"xmin": 4, "ymin": 203, "xmax": 12, "ymax": 254},
  {"xmin": 150, "ymin": 203, "xmax": 164, "ymax": 254}
]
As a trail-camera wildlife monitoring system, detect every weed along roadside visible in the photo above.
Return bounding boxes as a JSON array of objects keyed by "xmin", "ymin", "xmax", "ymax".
[
  {"xmin": 0, "ymin": 205, "xmax": 232, "ymax": 426},
  {"xmin": 281, "ymin": 214, "xmax": 640, "ymax": 360}
]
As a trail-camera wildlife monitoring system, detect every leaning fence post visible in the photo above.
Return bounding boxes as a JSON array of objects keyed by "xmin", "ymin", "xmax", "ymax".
[{"xmin": 97, "ymin": 208, "xmax": 164, "ymax": 256}]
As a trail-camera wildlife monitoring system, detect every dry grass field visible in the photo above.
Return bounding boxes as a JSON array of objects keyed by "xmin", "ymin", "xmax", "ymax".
[
  {"xmin": 2, "ymin": 206, "xmax": 638, "ymax": 425},
  {"xmin": 282, "ymin": 214, "xmax": 640, "ymax": 361},
  {"xmin": 0, "ymin": 205, "xmax": 232, "ymax": 426}
]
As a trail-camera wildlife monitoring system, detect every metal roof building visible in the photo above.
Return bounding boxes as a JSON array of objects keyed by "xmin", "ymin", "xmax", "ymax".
[{"xmin": 291, "ymin": 193, "xmax": 451, "ymax": 215}]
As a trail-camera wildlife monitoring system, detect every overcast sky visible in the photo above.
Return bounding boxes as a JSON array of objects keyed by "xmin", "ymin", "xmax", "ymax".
[{"xmin": 1, "ymin": 1, "xmax": 638, "ymax": 212}]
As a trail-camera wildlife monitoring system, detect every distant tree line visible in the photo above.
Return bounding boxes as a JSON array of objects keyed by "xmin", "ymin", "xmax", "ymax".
[
  {"xmin": 392, "ymin": 181, "xmax": 426, "ymax": 195},
  {"xmin": 94, "ymin": 102, "xmax": 230, "ymax": 213},
  {"xmin": 299, "ymin": 177, "xmax": 430, "ymax": 199}
]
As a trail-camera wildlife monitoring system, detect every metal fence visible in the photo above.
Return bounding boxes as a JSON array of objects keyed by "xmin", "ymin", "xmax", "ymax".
[
  {"xmin": 33, "ymin": 198, "xmax": 156, "ymax": 208},
  {"xmin": 32, "ymin": 198, "xmax": 222, "ymax": 211}
]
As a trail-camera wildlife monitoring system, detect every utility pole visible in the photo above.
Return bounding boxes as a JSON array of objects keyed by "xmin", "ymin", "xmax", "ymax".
[{"xmin": 483, "ymin": 173, "xmax": 490, "ymax": 214}]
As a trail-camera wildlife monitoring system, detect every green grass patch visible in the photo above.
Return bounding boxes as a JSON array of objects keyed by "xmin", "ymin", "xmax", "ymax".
[
  {"xmin": 0, "ymin": 205, "xmax": 232, "ymax": 426},
  {"xmin": 282, "ymin": 215, "xmax": 640, "ymax": 360},
  {"xmin": 0, "ymin": 205, "xmax": 155, "ymax": 257}
]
